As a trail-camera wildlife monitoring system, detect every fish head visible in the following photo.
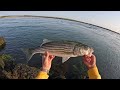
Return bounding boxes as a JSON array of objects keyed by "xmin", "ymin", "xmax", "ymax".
[
  {"xmin": 79, "ymin": 45, "xmax": 94, "ymax": 57},
  {"xmin": 83, "ymin": 46, "xmax": 94, "ymax": 57}
]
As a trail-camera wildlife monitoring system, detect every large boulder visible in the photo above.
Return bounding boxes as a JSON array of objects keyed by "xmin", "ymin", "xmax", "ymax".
[{"xmin": 0, "ymin": 37, "xmax": 6, "ymax": 50}]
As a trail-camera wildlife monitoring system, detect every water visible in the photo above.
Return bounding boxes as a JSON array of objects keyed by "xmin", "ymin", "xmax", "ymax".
[{"xmin": 0, "ymin": 16, "xmax": 120, "ymax": 79}]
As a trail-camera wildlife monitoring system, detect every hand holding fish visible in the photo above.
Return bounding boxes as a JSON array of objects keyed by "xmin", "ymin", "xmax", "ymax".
[
  {"xmin": 41, "ymin": 51, "xmax": 55, "ymax": 73},
  {"xmin": 83, "ymin": 54, "xmax": 96, "ymax": 69}
]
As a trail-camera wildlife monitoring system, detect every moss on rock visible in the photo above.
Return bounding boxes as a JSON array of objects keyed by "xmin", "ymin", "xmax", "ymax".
[
  {"xmin": 0, "ymin": 37, "xmax": 6, "ymax": 50},
  {"xmin": 0, "ymin": 54, "xmax": 12, "ymax": 69}
]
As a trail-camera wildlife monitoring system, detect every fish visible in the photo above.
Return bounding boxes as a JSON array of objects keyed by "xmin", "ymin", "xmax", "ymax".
[{"xmin": 21, "ymin": 39, "xmax": 94, "ymax": 63}]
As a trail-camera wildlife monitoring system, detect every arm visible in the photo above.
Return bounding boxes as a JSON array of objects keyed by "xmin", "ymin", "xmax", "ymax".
[
  {"xmin": 83, "ymin": 54, "xmax": 101, "ymax": 79},
  {"xmin": 36, "ymin": 71, "xmax": 49, "ymax": 79},
  {"xmin": 87, "ymin": 66, "xmax": 101, "ymax": 79},
  {"xmin": 36, "ymin": 52, "xmax": 55, "ymax": 79}
]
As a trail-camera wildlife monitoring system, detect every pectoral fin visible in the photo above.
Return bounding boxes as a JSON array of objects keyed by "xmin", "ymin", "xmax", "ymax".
[{"xmin": 62, "ymin": 57, "xmax": 70, "ymax": 63}]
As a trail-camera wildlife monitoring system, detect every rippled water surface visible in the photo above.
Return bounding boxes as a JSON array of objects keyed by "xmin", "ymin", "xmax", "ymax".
[{"xmin": 0, "ymin": 16, "xmax": 120, "ymax": 79}]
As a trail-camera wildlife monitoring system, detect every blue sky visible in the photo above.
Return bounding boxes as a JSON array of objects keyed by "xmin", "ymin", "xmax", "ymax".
[{"xmin": 0, "ymin": 11, "xmax": 120, "ymax": 33}]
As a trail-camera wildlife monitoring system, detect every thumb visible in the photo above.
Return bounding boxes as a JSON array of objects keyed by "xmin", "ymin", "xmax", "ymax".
[
  {"xmin": 46, "ymin": 51, "xmax": 49, "ymax": 57},
  {"xmin": 42, "ymin": 51, "xmax": 49, "ymax": 61}
]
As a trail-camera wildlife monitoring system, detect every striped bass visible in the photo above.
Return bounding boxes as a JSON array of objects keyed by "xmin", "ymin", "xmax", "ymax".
[{"xmin": 22, "ymin": 39, "xmax": 94, "ymax": 63}]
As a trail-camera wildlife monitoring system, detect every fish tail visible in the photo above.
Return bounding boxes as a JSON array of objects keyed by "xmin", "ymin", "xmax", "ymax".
[{"xmin": 21, "ymin": 48, "xmax": 34, "ymax": 63}]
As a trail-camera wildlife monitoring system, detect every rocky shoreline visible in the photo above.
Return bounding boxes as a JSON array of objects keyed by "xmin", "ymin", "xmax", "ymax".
[
  {"xmin": 0, "ymin": 55, "xmax": 67, "ymax": 79},
  {"xmin": 0, "ymin": 55, "xmax": 40, "ymax": 79},
  {"xmin": 0, "ymin": 37, "xmax": 87, "ymax": 79},
  {"xmin": 0, "ymin": 37, "xmax": 40, "ymax": 79}
]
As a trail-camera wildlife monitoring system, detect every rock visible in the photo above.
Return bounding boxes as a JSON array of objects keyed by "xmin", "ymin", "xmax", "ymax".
[
  {"xmin": 0, "ymin": 56, "xmax": 66, "ymax": 79},
  {"xmin": 11, "ymin": 64, "xmax": 39, "ymax": 79},
  {"xmin": 0, "ymin": 54, "xmax": 87, "ymax": 79},
  {"xmin": 0, "ymin": 70, "xmax": 9, "ymax": 79},
  {"xmin": 0, "ymin": 61, "xmax": 40, "ymax": 79},
  {"xmin": 0, "ymin": 37, "xmax": 6, "ymax": 50},
  {"xmin": 0, "ymin": 54, "xmax": 40, "ymax": 79},
  {"xmin": 49, "ymin": 63, "xmax": 67, "ymax": 79}
]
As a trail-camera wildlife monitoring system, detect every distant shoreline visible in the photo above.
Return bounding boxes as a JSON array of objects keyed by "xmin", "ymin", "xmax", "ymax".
[{"xmin": 0, "ymin": 15, "xmax": 120, "ymax": 35}]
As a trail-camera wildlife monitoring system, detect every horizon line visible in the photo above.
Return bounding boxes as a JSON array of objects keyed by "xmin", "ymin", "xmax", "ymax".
[{"xmin": 0, "ymin": 15, "xmax": 120, "ymax": 35}]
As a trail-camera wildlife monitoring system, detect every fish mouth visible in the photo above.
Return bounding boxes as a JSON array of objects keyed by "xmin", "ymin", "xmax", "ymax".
[
  {"xmin": 90, "ymin": 47, "xmax": 94, "ymax": 53},
  {"xmin": 84, "ymin": 47, "xmax": 94, "ymax": 57},
  {"xmin": 88, "ymin": 47, "xmax": 94, "ymax": 56}
]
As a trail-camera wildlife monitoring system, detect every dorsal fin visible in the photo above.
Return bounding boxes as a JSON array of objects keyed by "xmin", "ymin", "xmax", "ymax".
[
  {"xmin": 43, "ymin": 39, "xmax": 51, "ymax": 43},
  {"xmin": 40, "ymin": 39, "xmax": 51, "ymax": 47}
]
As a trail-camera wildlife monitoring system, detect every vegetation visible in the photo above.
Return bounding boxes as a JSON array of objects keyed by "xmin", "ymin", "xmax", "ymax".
[
  {"xmin": 0, "ymin": 37, "xmax": 6, "ymax": 50},
  {"xmin": 72, "ymin": 62, "xmax": 88, "ymax": 79},
  {"xmin": 0, "ymin": 54, "xmax": 12, "ymax": 69}
]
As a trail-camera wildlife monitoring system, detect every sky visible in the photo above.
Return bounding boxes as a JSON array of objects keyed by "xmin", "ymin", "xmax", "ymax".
[{"xmin": 0, "ymin": 11, "xmax": 120, "ymax": 33}]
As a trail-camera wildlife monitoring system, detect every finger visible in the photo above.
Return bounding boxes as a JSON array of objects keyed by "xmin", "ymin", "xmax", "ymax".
[
  {"xmin": 83, "ymin": 60, "xmax": 90, "ymax": 66},
  {"xmin": 49, "ymin": 55, "xmax": 55, "ymax": 61},
  {"xmin": 91, "ymin": 54, "xmax": 96, "ymax": 62},
  {"xmin": 91, "ymin": 54, "xmax": 96, "ymax": 59},
  {"xmin": 51, "ymin": 55, "xmax": 55, "ymax": 59},
  {"xmin": 84, "ymin": 55, "xmax": 88, "ymax": 58},
  {"xmin": 89, "ymin": 54, "xmax": 96, "ymax": 65},
  {"xmin": 83, "ymin": 55, "xmax": 88, "ymax": 59},
  {"xmin": 83, "ymin": 56, "xmax": 91, "ymax": 62},
  {"xmin": 43, "ymin": 51, "xmax": 50, "ymax": 60},
  {"xmin": 46, "ymin": 51, "xmax": 49, "ymax": 57},
  {"xmin": 42, "ymin": 52, "xmax": 49, "ymax": 63},
  {"xmin": 83, "ymin": 56, "xmax": 89, "ymax": 63},
  {"xmin": 83, "ymin": 56, "xmax": 87, "ymax": 62}
]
